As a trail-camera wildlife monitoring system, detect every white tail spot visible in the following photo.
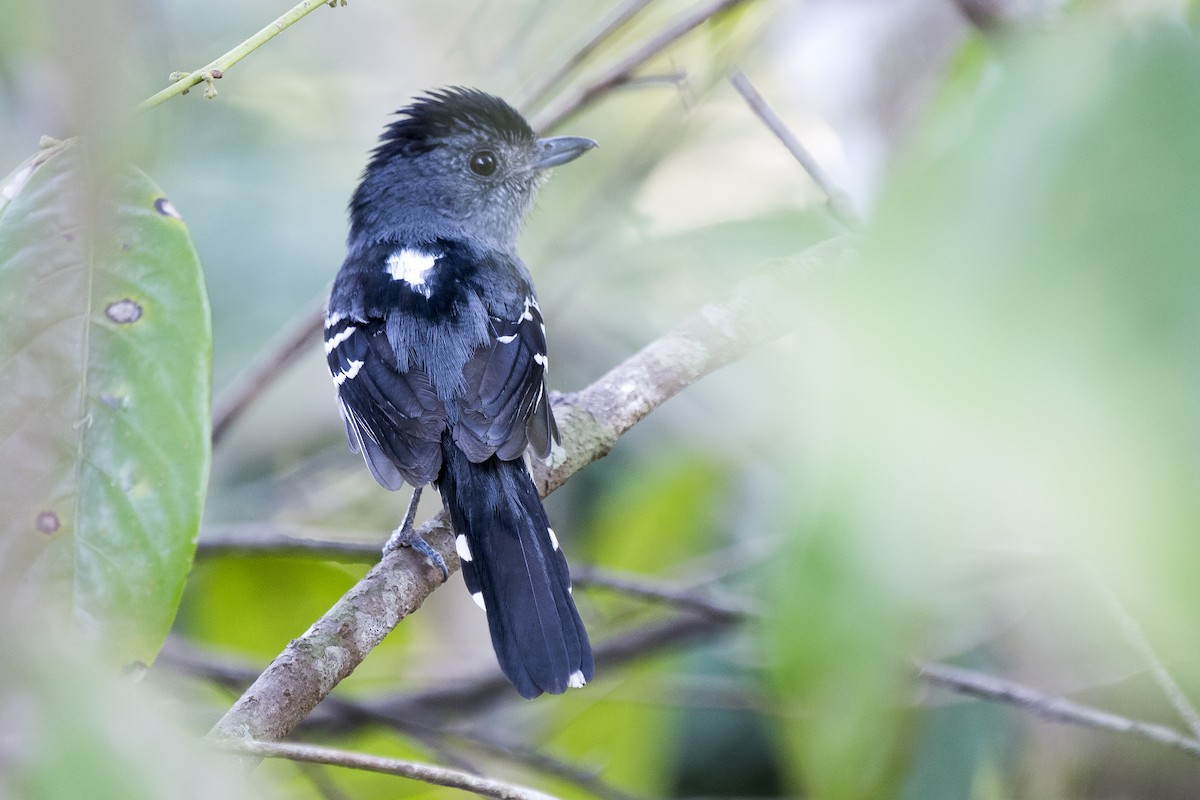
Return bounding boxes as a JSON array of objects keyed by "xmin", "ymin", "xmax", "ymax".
[
  {"xmin": 471, "ymin": 591, "xmax": 486, "ymax": 610},
  {"xmin": 455, "ymin": 534, "xmax": 473, "ymax": 563},
  {"xmin": 568, "ymin": 670, "xmax": 586, "ymax": 688},
  {"xmin": 547, "ymin": 528, "xmax": 560, "ymax": 551},
  {"xmin": 533, "ymin": 353, "xmax": 547, "ymax": 368}
]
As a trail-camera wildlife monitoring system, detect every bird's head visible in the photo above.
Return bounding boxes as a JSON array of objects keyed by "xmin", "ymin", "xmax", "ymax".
[{"xmin": 349, "ymin": 87, "xmax": 596, "ymax": 252}]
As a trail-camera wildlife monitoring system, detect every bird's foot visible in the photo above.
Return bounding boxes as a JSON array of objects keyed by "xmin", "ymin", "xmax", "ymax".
[{"xmin": 382, "ymin": 487, "xmax": 448, "ymax": 582}]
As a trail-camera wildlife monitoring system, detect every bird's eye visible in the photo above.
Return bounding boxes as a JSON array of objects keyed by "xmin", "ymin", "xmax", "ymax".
[{"xmin": 469, "ymin": 150, "xmax": 498, "ymax": 176}]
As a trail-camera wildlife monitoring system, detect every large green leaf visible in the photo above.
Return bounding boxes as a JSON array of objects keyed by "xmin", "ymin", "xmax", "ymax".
[{"xmin": 0, "ymin": 138, "xmax": 211, "ymax": 666}]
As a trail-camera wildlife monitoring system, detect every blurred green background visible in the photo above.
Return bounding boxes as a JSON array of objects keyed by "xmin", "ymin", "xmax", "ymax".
[{"xmin": 5, "ymin": 0, "xmax": 1200, "ymax": 797}]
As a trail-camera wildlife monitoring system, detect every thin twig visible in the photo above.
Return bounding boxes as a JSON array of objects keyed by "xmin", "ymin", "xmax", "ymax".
[
  {"xmin": 1090, "ymin": 567, "xmax": 1200, "ymax": 742},
  {"xmin": 918, "ymin": 661, "xmax": 1200, "ymax": 760},
  {"xmin": 157, "ymin": 637, "xmax": 652, "ymax": 800},
  {"xmin": 317, "ymin": 697, "xmax": 644, "ymax": 800},
  {"xmin": 571, "ymin": 565, "xmax": 754, "ymax": 621},
  {"xmin": 532, "ymin": 0, "xmax": 757, "ymax": 133},
  {"xmin": 197, "ymin": 524, "xmax": 381, "ymax": 562},
  {"xmin": 211, "ymin": 294, "xmax": 326, "ymax": 444},
  {"xmin": 137, "ymin": 0, "xmax": 339, "ymax": 111},
  {"xmin": 387, "ymin": 612, "xmax": 739, "ymax": 720},
  {"xmin": 208, "ymin": 237, "xmax": 848, "ymax": 745},
  {"xmin": 516, "ymin": 0, "xmax": 661, "ymax": 112},
  {"xmin": 213, "ymin": 739, "xmax": 558, "ymax": 800},
  {"xmin": 728, "ymin": 69, "xmax": 859, "ymax": 229},
  {"xmin": 197, "ymin": 525, "xmax": 755, "ymax": 621}
]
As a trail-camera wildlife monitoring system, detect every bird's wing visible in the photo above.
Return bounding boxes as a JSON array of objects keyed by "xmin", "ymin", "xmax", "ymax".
[
  {"xmin": 454, "ymin": 294, "xmax": 559, "ymax": 464},
  {"xmin": 325, "ymin": 311, "xmax": 446, "ymax": 489}
]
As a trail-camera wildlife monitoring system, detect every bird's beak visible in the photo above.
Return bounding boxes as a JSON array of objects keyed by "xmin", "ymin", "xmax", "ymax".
[{"xmin": 533, "ymin": 136, "xmax": 598, "ymax": 170}]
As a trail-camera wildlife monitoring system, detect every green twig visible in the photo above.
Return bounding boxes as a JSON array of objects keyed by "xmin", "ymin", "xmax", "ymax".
[{"xmin": 137, "ymin": 0, "xmax": 339, "ymax": 112}]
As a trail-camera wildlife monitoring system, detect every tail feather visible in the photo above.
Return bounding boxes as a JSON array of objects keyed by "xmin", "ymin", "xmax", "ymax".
[{"xmin": 436, "ymin": 434, "xmax": 593, "ymax": 698}]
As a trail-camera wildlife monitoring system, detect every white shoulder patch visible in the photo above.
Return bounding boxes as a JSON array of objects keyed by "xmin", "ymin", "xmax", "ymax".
[{"xmin": 386, "ymin": 248, "xmax": 438, "ymax": 298}]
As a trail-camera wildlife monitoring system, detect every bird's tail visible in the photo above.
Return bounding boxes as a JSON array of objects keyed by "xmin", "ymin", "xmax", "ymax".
[{"xmin": 435, "ymin": 434, "xmax": 593, "ymax": 698}]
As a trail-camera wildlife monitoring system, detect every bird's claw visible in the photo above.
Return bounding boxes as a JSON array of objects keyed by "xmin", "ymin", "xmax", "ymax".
[{"xmin": 384, "ymin": 525, "xmax": 449, "ymax": 582}]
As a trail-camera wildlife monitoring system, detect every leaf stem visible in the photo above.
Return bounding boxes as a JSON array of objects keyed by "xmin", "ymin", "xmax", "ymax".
[{"xmin": 137, "ymin": 0, "xmax": 336, "ymax": 112}]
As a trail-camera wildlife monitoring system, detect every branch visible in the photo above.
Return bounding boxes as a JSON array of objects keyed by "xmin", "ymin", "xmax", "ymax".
[
  {"xmin": 196, "ymin": 526, "xmax": 756, "ymax": 620},
  {"xmin": 515, "ymin": 0, "xmax": 660, "ymax": 112},
  {"xmin": 1091, "ymin": 569, "xmax": 1200, "ymax": 741},
  {"xmin": 918, "ymin": 661, "xmax": 1200, "ymax": 760},
  {"xmin": 216, "ymin": 739, "xmax": 557, "ymax": 800},
  {"xmin": 728, "ymin": 69, "xmax": 859, "ymax": 229},
  {"xmin": 137, "ymin": 0, "xmax": 339, "ymax": 111},
  {"xmin": 211, "ymin": 295, "xmax": 327, "ymax": 444},
  {"xmin": 380, "ymin": 611, "xmax": 740, "ymax": 722},
  {"xmin": 571, "ymin": 565, "xmax": 754, "ymax": 621},
  {"xmin": 196, "ymin": 523, "xmax": 380, "ymax": 563},
  {"xmin": 207, "ymin": 237, "xmax": 850, "ymax": 744},
  {"xmin": 531, "ymin": 0, "xmax": 758, "ymax": 133}
]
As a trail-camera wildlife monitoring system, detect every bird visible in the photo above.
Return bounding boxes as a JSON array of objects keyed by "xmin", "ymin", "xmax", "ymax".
[{"xmin": 323, "ymin": 87, "xmax": 596, "ymax": 698}]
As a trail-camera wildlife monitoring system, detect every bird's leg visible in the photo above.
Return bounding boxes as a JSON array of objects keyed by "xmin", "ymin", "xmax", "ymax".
[{"xmin": 382, "ymin": 486, "xmax": 448, "ymax": 582}]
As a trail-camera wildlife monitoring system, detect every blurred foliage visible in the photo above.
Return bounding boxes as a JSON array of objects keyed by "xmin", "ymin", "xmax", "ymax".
[
  {"xmin": 5, "ymin": 0, "xmax": 1200, "ymax": 798},
  {"xmin": 0, "ymin": 618, "xmax": 251, "ymax": 800},
  {"xmin": 767, "ymin": 8, "xmax": 1200, "ymax": 799}
]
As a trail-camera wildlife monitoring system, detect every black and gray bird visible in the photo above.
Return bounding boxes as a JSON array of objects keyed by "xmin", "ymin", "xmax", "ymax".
[{"xmin": 324, "ymin": 88, "xmax": 596, "ymax": 698}]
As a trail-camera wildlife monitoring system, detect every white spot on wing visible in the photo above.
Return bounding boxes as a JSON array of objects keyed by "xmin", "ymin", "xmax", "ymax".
[
  {"xmin": 547, "ymin": 527, "xmax": 559, "ymax": 551},
  {"xmin": 520, "ymin": 296, "xmax": 534, "ymax": 322},
  {"xmin": 496, "ymin": 334, "xmax": 517, "ymax": 344},
  {"xmin": 332, "ymin": 359, "xmax": 364, "ymax": 386},
  {"xmin": 568, "ymin": 670, "xmax": 586, "ymax": 688},
  {"xmin": 324, "ymin": 325, "xmax": 356, "ymax": 353},
  {"xmin": 533, "ymin": 353, "xmax": 547, "ymax": 367},
  {"xmin": 386, "ymin": 248, "xmax": 438, "ymax": 297},
  {"xmin": 471, "ymin": 591, "xmax": 486, "ymax": 610},
  {"xmin": 325, "ymin": 311, "xmax": 346, "ymax": 329},
  {"xmin": 455, "ymin": 534, "xmax": 473, "ymax": 563}
]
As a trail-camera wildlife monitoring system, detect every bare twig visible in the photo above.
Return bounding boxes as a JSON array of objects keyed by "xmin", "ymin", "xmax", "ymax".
[
  {"xmin": 214, "ymin": 739, "xmax": 558, "ymax": 800},
  {"xmin": 158, "ymin": 637, "xmax": 652, "ymax": 800},
  {"xmin": 1090, "ymin": 569, "xmax": 1200, "ymax": 742},
  {"xmin": 138, "ymin": 0, "xmax": 339, "ymax": 111},
  {"xmin": 918, "ymin": 661, "xmax": 1200, "ymax": 760},
  {"xmin": 387, "ymin": 612, "xmax": 739, "ymax": 720},
  {"xmin": 207, "ymin": 238, "xmax": 848, "ymax": 745},
  {"xmin": 197, "ymin": 523, "xmax": 380, "ymax": 562},
  {"xmin": 532, "ymin": 0, "xmax": 757, "ymax": 133},
  {"xmin": 571, "ymin": 565, "xmax": 754, "ymax": 621},
  {"xmin": 728, "ymin": 69, "xmax": 859, "ymax": 229},
  {"xmin": 211, "ymin": 294, "xmax": 326, "ymax": 444},
  {"xmin": 516, "ymin": 0, "xmax": 661, "ymax": 112},
  {"xmin": 197, "ymin": 525, "xmax": 754, "ymax": 620}
]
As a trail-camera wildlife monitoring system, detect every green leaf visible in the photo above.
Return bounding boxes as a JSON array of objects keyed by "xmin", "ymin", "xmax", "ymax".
[{"xmin": 0, "ymin": 138, "xmax": 211, "ymax": 666}]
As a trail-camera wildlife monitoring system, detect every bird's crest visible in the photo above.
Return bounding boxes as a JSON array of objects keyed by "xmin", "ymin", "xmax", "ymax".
[{"xmin": 368, "ymin": 87, "xmax": 535, "ymax": 169}]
